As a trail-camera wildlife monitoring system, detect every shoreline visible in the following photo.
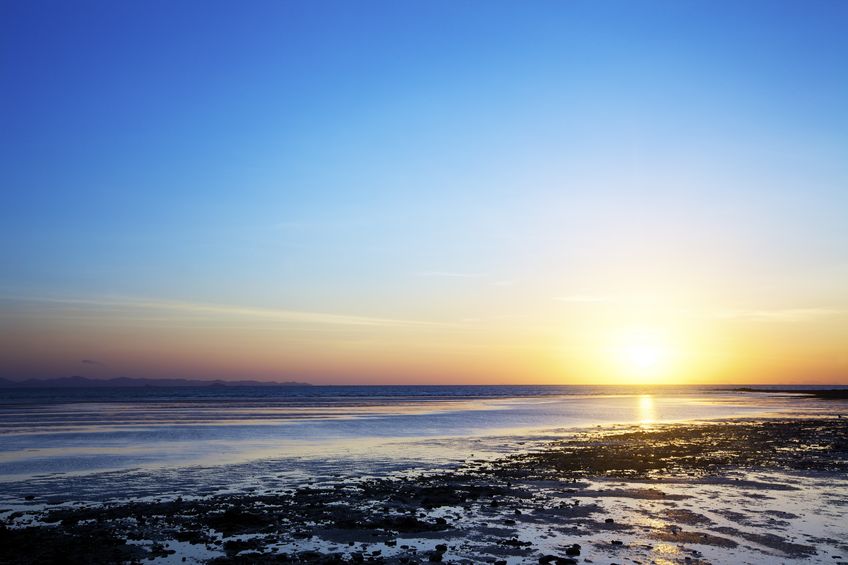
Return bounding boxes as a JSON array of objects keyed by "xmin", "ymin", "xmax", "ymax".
[
  {"xmin": 0, "ymin": 387, "xmax": 810, "ymax": 483},
  {"xmin": 732, "ymin": 387, "xmax": 848, "ymax": 400},
  {"xmin": 2, "ymin": 415, "xmax": 847, "ymax": 564}
]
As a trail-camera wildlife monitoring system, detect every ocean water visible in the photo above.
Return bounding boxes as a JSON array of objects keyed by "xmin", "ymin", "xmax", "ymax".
[{"xmin": 0, "ymin": 384, "xmax": 838, "ymax": 482}]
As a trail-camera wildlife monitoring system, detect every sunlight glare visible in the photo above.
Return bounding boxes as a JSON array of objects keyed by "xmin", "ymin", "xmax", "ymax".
[
  {"xmin": 612, "ymin": 328, "xmax": 676, "ymax": 383},
  {"xmin": 638, "ymin": 394, "xmax": 656, "ymax": 424}
]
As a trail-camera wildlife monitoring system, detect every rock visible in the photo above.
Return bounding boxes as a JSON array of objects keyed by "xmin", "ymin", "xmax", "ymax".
[
  {"xmin": 611, "ymin": 540, "xmax": 624, "ymax": 546},
  {"xmin": 565, "ymin": 544, "xmax": 581, "ymax": 555},
  {"xmin": 428, "ymin": 552, "xmax": 443, "ymax": 562},
  {"xmin": 605, "ymin": 518, "xmax": 615, "ymax": 523},
  {"xmin": 500, "ymin": 538, "xmax": 532, "ymax": 548},
  {"xmin": 435, "ymin": 543, "xmax": 448, "ymax": 552}
]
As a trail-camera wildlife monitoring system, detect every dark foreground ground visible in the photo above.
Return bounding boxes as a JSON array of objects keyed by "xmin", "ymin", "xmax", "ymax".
[{"xmin": 2, "ymin": 417, "xmax": 847, "ymax": 564}]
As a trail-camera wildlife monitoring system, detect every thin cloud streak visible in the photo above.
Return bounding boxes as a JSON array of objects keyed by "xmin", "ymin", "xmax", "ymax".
[
  {"xmin": 712, "ymin": 308, "xmax": 844, "ymax": 322},
  {"xmin": 1, "ymin": 295, "xmax": 448, "ymax": 328},
  {"xmin": 415, "ymin": 271, "xmax": 487, "ymax": 278},
  {"xmin": 554, "ymin": 294, "xmax": 616, "ymax": 303}
]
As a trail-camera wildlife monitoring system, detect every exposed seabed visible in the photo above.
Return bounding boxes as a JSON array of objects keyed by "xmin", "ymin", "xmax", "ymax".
[{"xmin": 2, "ymin": 417, "xmax": 847, "ymax": 564}]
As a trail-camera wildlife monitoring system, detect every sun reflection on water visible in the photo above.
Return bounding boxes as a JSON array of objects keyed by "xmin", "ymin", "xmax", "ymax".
[
  {"xmin": 638, "ymin": 394, "xmax": 656, "ymax": 425},
  {"xmin": 650, "ymin": 542, "xmax": 682, "ymax": 565}
]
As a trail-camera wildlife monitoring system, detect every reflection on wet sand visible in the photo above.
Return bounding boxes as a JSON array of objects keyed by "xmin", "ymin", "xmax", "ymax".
[
  {"xmin": 638, "ymin": 394, "xmax": 656, "ymax": 425},
  {"xmin": 0, "ymin": 387, "xmax": 805, "ymax": 479}
]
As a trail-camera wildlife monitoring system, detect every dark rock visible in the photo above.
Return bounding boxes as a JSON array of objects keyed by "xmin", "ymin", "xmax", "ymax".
[
  {"xmin": 499, "ymin": 538, "xmax": 532, "ymax": 547},
  {"xmin": 222, "ymin": 538, "xmax": 262, "ymax": 553},
  {"xmin": 206, "ymin": 507, "xmax": 275, "ymax": 536}
]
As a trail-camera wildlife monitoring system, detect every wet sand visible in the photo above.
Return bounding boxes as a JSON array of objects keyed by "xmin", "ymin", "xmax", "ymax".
[{"xmin": 2, "ymin": 416, "xmax": 847, "ymax": 564}]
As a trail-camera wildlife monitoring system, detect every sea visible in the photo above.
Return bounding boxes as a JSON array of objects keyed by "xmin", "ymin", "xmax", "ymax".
[{"xmin": 1, "ymin": 384, "xmax": 843, "ymax": 490}]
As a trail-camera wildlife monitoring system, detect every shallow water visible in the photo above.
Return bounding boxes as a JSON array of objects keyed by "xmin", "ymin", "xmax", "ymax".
[{"xmin": 0, "ymin": 384, "xmax": 835, "ymax": 481}]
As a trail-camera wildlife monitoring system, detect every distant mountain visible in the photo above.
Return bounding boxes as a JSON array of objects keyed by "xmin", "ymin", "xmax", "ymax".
[{"xmin": 0, "ymin": 376, "xmax": 312, "ymax": 388}]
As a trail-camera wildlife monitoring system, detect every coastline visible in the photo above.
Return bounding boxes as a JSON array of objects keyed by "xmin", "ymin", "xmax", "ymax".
[
  {"xmin": 2, "ymin": 414, "xmax": 847, "ymax": 564},
  {"xmin": 733, "ymin": 387, "xmax": 848, "ymax": 400},
  {"xmin": 0, "ymin": 386, "xmax": 813, "ymax": 482}
]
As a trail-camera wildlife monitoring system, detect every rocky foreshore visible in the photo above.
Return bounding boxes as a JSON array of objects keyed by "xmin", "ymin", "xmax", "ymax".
[{"xmin": 2, "ymin": 417, "xmax": 847, "ymax": 564}]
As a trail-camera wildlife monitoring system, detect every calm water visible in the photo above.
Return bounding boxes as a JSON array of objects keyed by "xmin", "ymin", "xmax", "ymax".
[{"xmin": 0, "ymin": 385, "xmax": 839, "ymax": 481}]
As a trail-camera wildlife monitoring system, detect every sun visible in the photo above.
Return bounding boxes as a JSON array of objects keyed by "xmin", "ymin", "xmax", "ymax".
[
  {"xmin": 621, "ymin": 342, "xmax": 667, "ymax": 374},
  {"xmin": 611, "ymin": 328, "xmax": 675, "ymax": 382}
]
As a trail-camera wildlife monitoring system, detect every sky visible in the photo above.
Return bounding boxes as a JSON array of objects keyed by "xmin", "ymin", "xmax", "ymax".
[{"xmin": 1, "ymin": 0, "xmax": 846, "ymax": 385}]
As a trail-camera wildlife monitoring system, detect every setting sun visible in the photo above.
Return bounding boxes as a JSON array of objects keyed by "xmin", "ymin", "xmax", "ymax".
[{"xmin": 611, "ymin": 328, "xmax": 676, "ymax": 382}]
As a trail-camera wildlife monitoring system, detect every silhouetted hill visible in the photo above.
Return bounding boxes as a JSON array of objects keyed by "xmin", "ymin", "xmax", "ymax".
[
  {"xmin": 0, "ymin": 376, "xmax": 311, "ymax": 388},
  {"xmin": 733, "ymin": 387, "xmax": 848, "ymax": 400}
]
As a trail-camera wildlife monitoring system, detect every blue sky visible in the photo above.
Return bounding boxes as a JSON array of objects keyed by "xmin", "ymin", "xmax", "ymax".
[{"xmin": 1, "ymin": 1, "xmax": 846, "ymax": 382}]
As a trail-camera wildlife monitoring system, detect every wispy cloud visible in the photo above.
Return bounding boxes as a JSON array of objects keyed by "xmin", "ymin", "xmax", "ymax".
[
  {"xmin": 554, "ymin": 294, "xmax": 616, "ymax": 303},
  {"xmin": 712, "ymin": 308, "xmax": 844, "ymax": 322},
  {"xmin": 1, "ymin": 295, "xmax": 446, "ymax": 328},
  {"xmin": 415, "ymin": 271, "xmax": 486, "ymax": 278},
  {"xmin": 81, "ymin": 359, "xmax": 106, "ymax": 367}
]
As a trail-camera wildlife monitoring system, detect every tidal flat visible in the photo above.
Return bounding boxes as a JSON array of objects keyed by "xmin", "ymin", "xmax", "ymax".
[{"xmin": 2, "ymin": 417, "xmax": 847, "ymax": 564}]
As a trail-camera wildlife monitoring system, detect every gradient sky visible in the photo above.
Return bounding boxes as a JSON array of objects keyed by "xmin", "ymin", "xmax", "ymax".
[{"xmin": 1, "ymin": 0, "xmax": 846, "ymax": 384}]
